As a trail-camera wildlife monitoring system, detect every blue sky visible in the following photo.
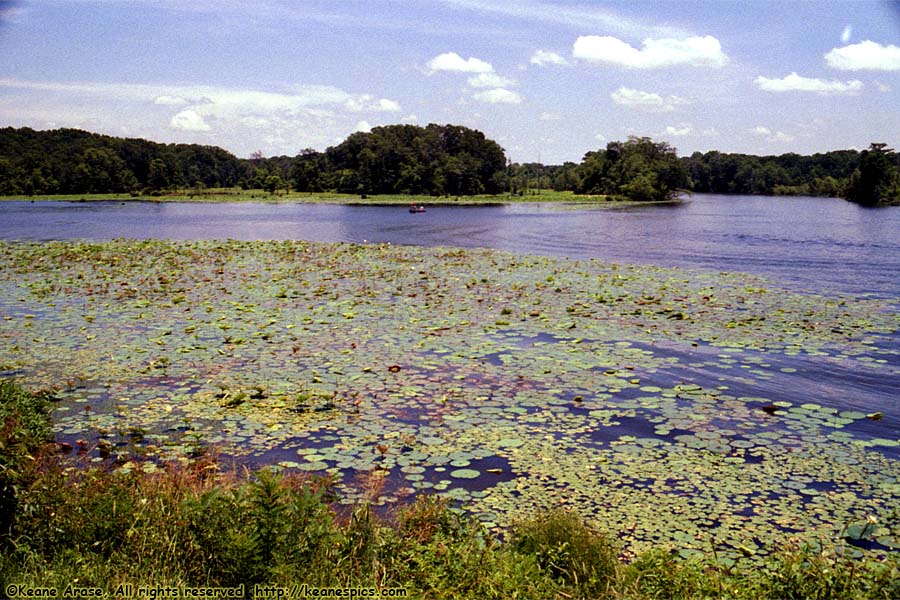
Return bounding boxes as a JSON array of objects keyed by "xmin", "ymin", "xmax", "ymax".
[{"xmin": 1, "ymin": 0, "xmax": 899, "ymax": 163}]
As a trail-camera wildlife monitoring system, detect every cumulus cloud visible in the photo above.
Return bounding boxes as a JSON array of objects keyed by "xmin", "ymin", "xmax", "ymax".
[
  {"xmin": 539, "ymin": 111, "xmax": 562, "ymax": 121},
  {"xmin": 170, "ymin": 109, "xmax": 211, "ymax": 131},
  {"xmin": 427, "ymin": 52, "xmax": 493, "ymax": 73},
  {"xmin": 825, "ymin": 40, "xmax": 900, "ymax": 71},
  {"xmin": 0, "ymin": 77, "xmax": 405, "ymax": 156},
  {"xmin": 0, "ymin": 78, "xmax": 402, "ymax": 120},
  {"xmin": 665, "ymin": 124, "xmax": 693, "ymax": 136},
  {"xmin": 610, "ymin": 87, "xmax": 687, "ymax": 112},
  {"xmin": 573, "ymin": 35, "xmax": 728, "ymax": 68},
  {"xmin": 754, "ymin": 72, "xmax": 863, "ymax": 94},
  {"xmin": 751, "ymin": 126, "xmax": 793, "ymax": 142},
  {"xmin": 467, "ymin": 72, "xmax": 516, "ymax": 88},
  {"xmin": 530, "ymin": 50, "xmax": 568, "ymax": 66},
  {"xmin": 472, "ymin": 88, "xmax": 523, "ymax": 104},
  {"xmin": 343, "ymin": 95, "xmax": 401, "ymax": 112},
  {"xmin": 353, "ymin": 120, "xmax": 372, "ymax": 133}
]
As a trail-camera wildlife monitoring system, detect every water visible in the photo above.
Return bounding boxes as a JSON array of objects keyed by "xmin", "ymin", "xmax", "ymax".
[
  {"xmin": 2, "ymin": 196, "xmax": 899, "ymax": 448},
  {"xmin": 3, "ymin": 195, "xmax": 900, "ymax": 548},
  {"xmin": 2, "ymin": 194, "xmax": 899, "ymax": 297}
]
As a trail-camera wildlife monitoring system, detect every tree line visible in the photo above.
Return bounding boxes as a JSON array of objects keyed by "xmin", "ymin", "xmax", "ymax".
[
  {"xmin": 0, "ymin": 125, "xmax": 897, "ymax": 205},
  {"xmin": 0, "ymin": 124, "xmax": 506, "ymax": 198},
  {"xmin": 0, "ymin": 127, "xmax": 244, "ymax": 196}
]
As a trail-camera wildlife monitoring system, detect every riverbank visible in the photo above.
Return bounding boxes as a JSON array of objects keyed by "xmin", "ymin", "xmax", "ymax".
[
  {"xmin": 0, "ymin": 188, "xmax": 686, "ymax": 207},
  {"xmin": 2, "ymin": 380, "xmax": 897, "ymax": 599}
]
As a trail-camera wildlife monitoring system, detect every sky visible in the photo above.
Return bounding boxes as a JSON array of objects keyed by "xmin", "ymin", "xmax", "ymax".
[{"xmin": 1, "ymin": 0, "xmax": 900, "ymax": 164}]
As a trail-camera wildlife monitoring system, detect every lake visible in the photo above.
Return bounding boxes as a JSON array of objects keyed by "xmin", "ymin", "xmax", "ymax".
[
  {"xmin": 1, "ymin": 194, "xmax": 899, "ymax": 560},
  {"xmin": 2, "ymin": 194, "xmax": 899, "ymax": 297}
]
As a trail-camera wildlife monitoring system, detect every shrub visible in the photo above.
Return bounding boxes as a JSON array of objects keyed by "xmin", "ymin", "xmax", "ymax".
[
  {"xmin": 511, "ymin": 508, "xmax": 619, "ymax": 598},
  {"xmin": 0, "ymin": 381, "xmax": 52, "ymax": 541}
]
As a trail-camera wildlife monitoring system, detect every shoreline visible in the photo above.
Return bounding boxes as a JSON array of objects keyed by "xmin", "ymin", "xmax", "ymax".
[{"xmin": 0, "ymin": 190, "xmax": 686, "ymax": 207}]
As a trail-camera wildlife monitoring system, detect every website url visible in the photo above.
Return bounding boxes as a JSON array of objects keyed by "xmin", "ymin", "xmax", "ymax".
[{"xmin": 253, "ymin": 585, "xmax": 408, "ymax": 599}]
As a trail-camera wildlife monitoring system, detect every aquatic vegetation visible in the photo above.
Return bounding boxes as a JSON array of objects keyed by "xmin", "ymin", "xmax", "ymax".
[{"xmin": 1, "ymin": 239, "xmax": 898, "ymax": 566}]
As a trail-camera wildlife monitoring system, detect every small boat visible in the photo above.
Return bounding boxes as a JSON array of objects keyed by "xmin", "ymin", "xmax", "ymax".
[{"xmin": 409, "ymin": 204, "xmax": 426, "ymax": 213}]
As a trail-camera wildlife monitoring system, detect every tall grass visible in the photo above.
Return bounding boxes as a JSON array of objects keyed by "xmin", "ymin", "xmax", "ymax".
[{"xmin": 1, "ymin": 380, "xmax": 897, "ymax": 599}]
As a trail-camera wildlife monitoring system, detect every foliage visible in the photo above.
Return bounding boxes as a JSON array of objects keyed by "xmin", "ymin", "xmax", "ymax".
[
  {"xmin": 0, "ymin": 380, "xmax": 51, "ymax": 541},
  {"xmin": 511, "ymin": 509, "xmax": 619, "ymax": 597},
  {"xmin": 0, "ymin": 380, "xmax": 898, "ymax": 598},
  {"xmin": 0, "ymin": 127, "xmax": 244, "ymax": 195},
  {"xmin": 576, "ymin": 137, "xmax": 689, "ymax": 201},
  {"xmin": 0, "ymin": 124, "xmax": 508, "ymax": 198},
  {"xmin": 844, "ymin": 143, "xmax": 900, "ymax": 206},
  {"xmin": 4, "ymin": 125, "xmax": 893, "ymax": 202},
  {"xmin": 681, "ymin": 148, "xmax": 863, "ymax": 197},
  {"xmin": 293, "ymin": 124, "xmax": 508, "ymax": 196}
]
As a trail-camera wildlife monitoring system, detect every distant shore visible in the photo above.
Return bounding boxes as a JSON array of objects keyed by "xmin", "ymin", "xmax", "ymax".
[{"xmin": 0, "ymin": 189, "xmax": 690, "ymax": 208}]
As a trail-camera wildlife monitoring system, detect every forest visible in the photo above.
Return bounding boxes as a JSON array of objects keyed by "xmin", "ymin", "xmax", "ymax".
[{"xmin": 0, "ymin": 125, "xmax": 897, "ymax": 205}]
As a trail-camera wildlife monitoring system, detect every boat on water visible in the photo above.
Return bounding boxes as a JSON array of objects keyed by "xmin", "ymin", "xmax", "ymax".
[{"xmin": 409, "ymin": 204, "xmax": 426, "ymax": 213}]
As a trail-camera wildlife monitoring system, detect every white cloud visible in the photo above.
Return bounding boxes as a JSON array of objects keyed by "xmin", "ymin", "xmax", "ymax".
[
  {"xmin": 401, "ymin": 114, "xmax": 418, "ymax": 123},
  {"xmin": 841, "ymin": 25, "xmax": 852, "ymax": 44},
  {"xmin": 0, "ymin": 77, "xmax": 406, "ymax": 156},
  {"xmin": 594, "ymin": 133, "xmax": 607, "ymax": 142},
  {"xmin": 825, "ymin": 40, "xmax": 900, "ymax": 71},
  {"xmin": 154, "ymin": 95, "xmax": 188, "ymax": 106},
  {"xmin": 379, "ymin": 98, "xmax": 401, "ymax": 111},
  {"xmin": 427, "ymin": 52, "xmax": 493, "ymax": 74},
  {"xmin": 530, "ymin": 50, "xmax": 568, "ymax": 66},
  {"xmin": 343, "ymin": 94, "xmax": 401, "ymax": 112},
  {"xmin": 170, "ymin": 109, "xmax": 211, "ymax": 132},
  {"xmin": 876, "ymin": 81, "xmax": 892, "ymax": 93},
  {"xmin": 353, "ymin": 120, "xmax": 372, "ymax": 133},
  {"xmin": 539, "ymin": 111, "xmax": 562, "ymax": 121},
  {"xmin": 467, "ymin": 72, "xmax": 516, "ymax": 88},
  {"xmin": 751, "ymin": 126, "xmax": 793, "ymax": 143},
  {"xmin": 665, "ymin": 124, "xmax": 693, "ymax": 136},
  {"xmin": 472, "ymin": 88, "xmax": 523, "ymax": 104},
  {"xmin": 754, "ymin": 72, "xmax": 863, "ymax": 94},
  {"xmin": 610, "ymin": 87, "xmax": 687, "ymax": 112},
  {"xmin": 573, "ymin": 35, "xmax": 728, "ymax": 68},
  {"xmin": 0, "ymin": 77, "xmax": 397, "ymax": 115}
]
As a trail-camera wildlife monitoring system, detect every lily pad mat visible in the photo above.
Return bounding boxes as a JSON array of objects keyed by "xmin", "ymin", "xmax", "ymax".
[{"xmin": 1, "ymin": 239, "xmax": 899, "ymax": 564}]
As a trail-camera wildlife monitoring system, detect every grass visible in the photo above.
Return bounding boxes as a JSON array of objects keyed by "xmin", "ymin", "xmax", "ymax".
[
  {"xmin": 1, "ymin": 380, "xmax": 898, "ymax": 599},
  {"xmin": 0, "ymin": 188, "xmax": 668, "ymax": 205}
]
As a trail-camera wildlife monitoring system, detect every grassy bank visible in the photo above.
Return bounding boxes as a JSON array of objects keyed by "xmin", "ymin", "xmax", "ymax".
[
  {"xmin": 0, "ymin": 188, "xmax": 662, "ymax": 205},
  {"xmin": 1, "ymin": 380, "xmax": 897, "ymax": 599}
]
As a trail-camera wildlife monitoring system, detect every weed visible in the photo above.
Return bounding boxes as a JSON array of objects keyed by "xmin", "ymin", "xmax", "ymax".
[{"xmin": 510, "ymin": 508, "xmax": 619, "ymax": 598}]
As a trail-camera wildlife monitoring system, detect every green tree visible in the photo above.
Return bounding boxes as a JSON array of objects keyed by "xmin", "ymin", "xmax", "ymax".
[
  {"xmin": 263, "ymin": 174, "xmax": 286, "ymax": 194},
  {"xmin": 576, "ymin": 137, "xmax": 688, "ymax": 201},
  {"xmin": 320, "ymin": 124, "xmax": 506, "ymax": 196},
  {"xmin": 147, "ymin": 158, "xmax": 172, "ymax": 192},
  {"xmin": 844, "ymin": 143, "xmax": 900, "ymax": 206}
]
